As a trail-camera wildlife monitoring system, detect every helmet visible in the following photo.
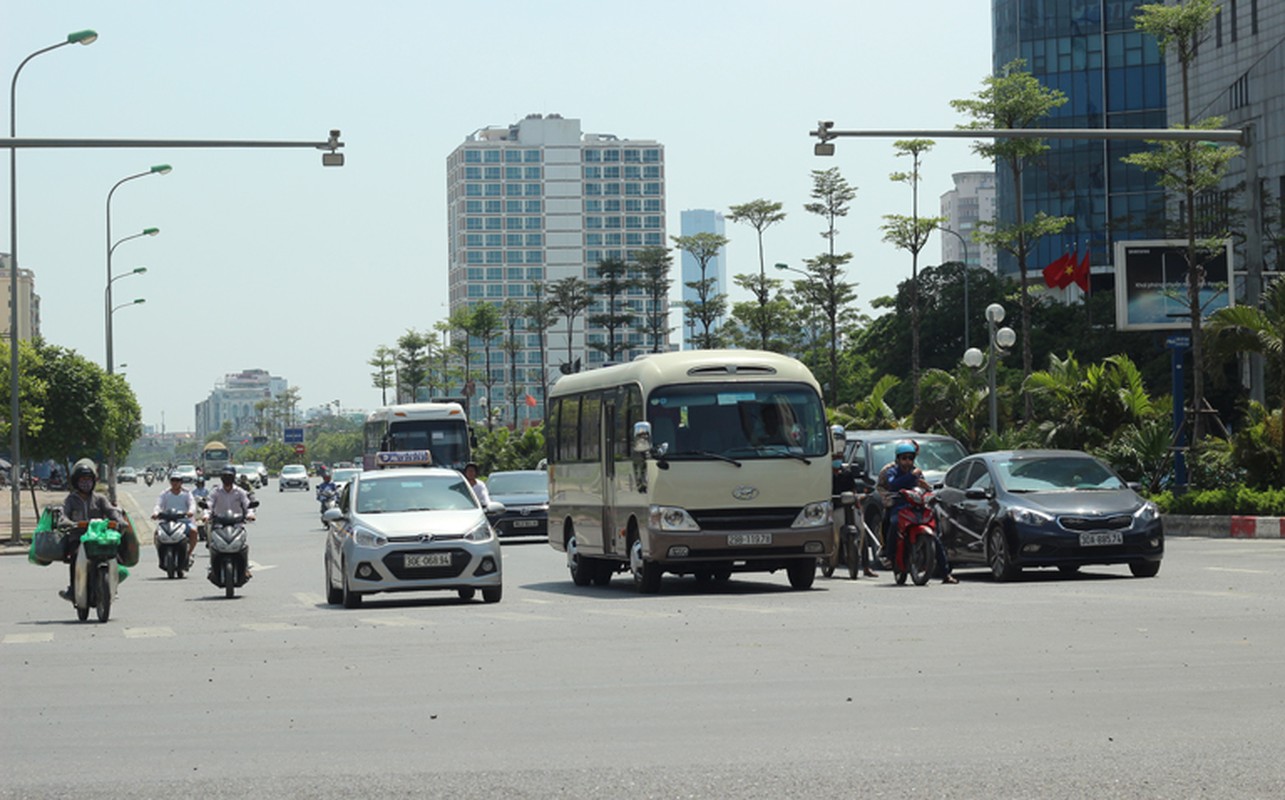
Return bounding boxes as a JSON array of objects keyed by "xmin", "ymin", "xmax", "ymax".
[
  {"xmin": 71, "ymin": 458, "xmax": 97, "ymax": 482},
  {"xmin": 894, "ymin": 441, "xmax": 918, "ymax": 457},
  {"xmin": 168, "ymin": 469, "xmax": 183, "ymax": 481},
  {"xmin": 219, "ymin": 465, "xmax": 236, "ymax": 479}
]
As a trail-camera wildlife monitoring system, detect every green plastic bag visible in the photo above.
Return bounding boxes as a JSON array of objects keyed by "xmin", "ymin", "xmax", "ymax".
[
  {"xmin": 27, "ymin": 508, "xmax": 63, "ymax": 566},
  {"xmin": 81, "ymin": 521, "xmax": 123, "ymax": 560}
]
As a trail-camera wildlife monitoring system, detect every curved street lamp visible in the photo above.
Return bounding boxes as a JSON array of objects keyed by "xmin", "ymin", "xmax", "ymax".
[
  {"xmin": 963, "ymin": 303, "xmax": 1016, "ymax": 435},
  {"xmin": 939, "ymin": 226, "xmax": 972, "ymax": 350},
  {"xmin": 8, "ymin": 29, "xmax": 98, "ymax": 544},
  {"xmin": 106, "ymin": 165, "xmax": 170, "ymax": 376}
]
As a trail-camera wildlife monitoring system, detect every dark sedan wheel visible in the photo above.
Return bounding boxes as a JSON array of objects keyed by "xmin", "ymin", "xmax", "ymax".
[
  {"xmin": 988, "ymin": 526, "xmax": 1021, "ymax": 582},
  {"xmin": 1130, "ymin": 560, "xmax": 1161, "ymax": 578}
]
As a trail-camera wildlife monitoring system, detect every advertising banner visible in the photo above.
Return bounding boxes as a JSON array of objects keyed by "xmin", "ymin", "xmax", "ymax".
[{"xmin": 1113, "ymin": 239, "xmax": 1233, "ymax": 331}]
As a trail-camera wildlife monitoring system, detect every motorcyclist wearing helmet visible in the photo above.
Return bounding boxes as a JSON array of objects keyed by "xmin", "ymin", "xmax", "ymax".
[
  {"xmin": 152, "ymin": 470, "xmax": 198, "ymax": 568},
  {"xmin": 315, "ymin": 469, "xmax": 338, "ymax": 513},
  {"xmin": 207, "ymin": 465, "xmax": 255, "ymax": 578},
  {"xmin": 880, "ymin": 441, "xmax": 957, "ymax": 584},
  {"xmin": 58, "ymin": 458, "xmax": 130, "ymax": 601}
]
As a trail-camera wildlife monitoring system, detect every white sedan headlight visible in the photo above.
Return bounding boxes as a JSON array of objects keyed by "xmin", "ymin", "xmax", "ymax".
[
  {"xmin": 792, "ymin": 500, "xmax": 833, "ymax": 528},
  {"xmin": 1009, "ymin": 506, "xmax": 1054, "ymax": 525},
  {"xmin": 464, "ymin": 520, "xmax": 494, "ymax": 542},
  {"xmin": 650, "ymin": 505, "xmax": 700, "ymax": 532},
  {"xmin": 353, "ymin": 526, "xmax": 388, "ymax": 548}
]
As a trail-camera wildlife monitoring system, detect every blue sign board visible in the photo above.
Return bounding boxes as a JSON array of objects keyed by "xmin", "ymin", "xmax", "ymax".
[
  {"xmin": 284, "ymin": 427, "xmax": 305, "ymax": 444},
  {"xmin": 1165, "ymin": 334, "xmax": 1191, "ymax": 349}
]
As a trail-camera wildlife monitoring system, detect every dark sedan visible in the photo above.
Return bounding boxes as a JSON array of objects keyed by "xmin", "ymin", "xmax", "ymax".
[
  {"xmin": 934, "ymin": 450, "xmax": 1163, "ymax": 581},
  {"xmin": 485, "ymin": 470, "xmax": 548, "ymax": 538}
]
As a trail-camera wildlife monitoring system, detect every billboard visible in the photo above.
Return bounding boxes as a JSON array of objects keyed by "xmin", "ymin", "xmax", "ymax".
[{"xmin": 1114, "ymin": 239, "xmax": 1234, "ymax": 331}]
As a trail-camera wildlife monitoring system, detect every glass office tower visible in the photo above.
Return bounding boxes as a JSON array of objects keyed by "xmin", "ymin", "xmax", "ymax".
[{"xmin": 992, "ymin": 0, "xmax": 1167, "ymax": 285}]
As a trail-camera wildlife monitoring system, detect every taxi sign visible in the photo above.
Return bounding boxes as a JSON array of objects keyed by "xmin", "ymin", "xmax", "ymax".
[{"xmin": 374, "ymin": 450, "xmax": 433, "ymax": 468}]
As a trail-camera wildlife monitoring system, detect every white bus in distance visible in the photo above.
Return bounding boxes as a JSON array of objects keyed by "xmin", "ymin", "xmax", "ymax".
[
  {"xmin": 546, "ymin": 350, "xmax": 840, "ymax": 594},
  {"xmin": 362, "ymin": 403, "xmax": 475, "ymax": 473}
]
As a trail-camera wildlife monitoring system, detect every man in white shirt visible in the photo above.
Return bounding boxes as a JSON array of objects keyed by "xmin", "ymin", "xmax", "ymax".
[
  {"xmin": 207, "ymin": 466, "xmax": 256, "ymax": 578},
  {"xmin": 152, "ymin": 471, "xmax": 197, "ymax": 567},
  {"xmin": 463, "ymin": 462, "xmax": 490, "ymax": 507}
]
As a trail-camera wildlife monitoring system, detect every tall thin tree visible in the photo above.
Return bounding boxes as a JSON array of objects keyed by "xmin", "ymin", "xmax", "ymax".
[
  {"xmin": 672, "ymin": 232, "xmax": 730, "ymax": 349},
  {"xmin": 727, "ymin": 199, "xmax": 786, "ymax": 348}
]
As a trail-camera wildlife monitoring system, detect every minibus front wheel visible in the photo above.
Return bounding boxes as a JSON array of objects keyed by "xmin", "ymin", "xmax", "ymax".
[{"xmin": 628, "ymin": 535, "xmax": 662, "ymax": 594}]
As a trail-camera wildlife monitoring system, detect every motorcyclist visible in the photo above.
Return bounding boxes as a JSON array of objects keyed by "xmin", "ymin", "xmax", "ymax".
[
  {"xmin": 58, "ymin": 458, "xmax": 134, "ymax": 601},
  {"xmin": 880, "ymin": 441, "xmax": 957, "ymax": 584},
  {"xmin": 152, "ymin": 470, "xmax": 197, "ymax": 568},
  {"xmin": 315, "ymin": 470, "xmax": 338, "ymax": 512},
  {"xmin": 207, "ymin": 465, "xmax": 256, "ymax": 579},
  {"xmin": 191, "ymin": 476, "xmax": 209, "ymax": 504}
]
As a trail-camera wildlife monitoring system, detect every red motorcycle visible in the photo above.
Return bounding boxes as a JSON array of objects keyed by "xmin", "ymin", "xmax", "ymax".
[{"xmin": 891, "ymin": 487, "xmax": 939, "ymax": 586}]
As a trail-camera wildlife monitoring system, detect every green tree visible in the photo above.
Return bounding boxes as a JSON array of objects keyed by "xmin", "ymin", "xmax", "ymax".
[
  {"xmin": 632, "ymin": 246, "xmax": 673, "ymax": 353},
  {"xmin": 915, "ymin": 367, "xmax": 990, "ymax": 451},
  {"xmin": 803, "ymin": 167, "xmax": 859, "ymax": 405},
  {"xmin": 369, "ymin": 345, "xmax": 396, "ymax": 406},
  {"xmin": 587, "ymin": 257, "xmax": 637, "ymax": 361},
  {"xmin": 1207, "ymin": 279, "xmax": 1285, "ymax": 485},
  {"xmin": 549, "ymin": 276, "xmax": 592, "ymax": 371},
  {"xmin": 0, "ymin": 338, "xmax": 47, "ymax": 450},
  {"xmin": 27, "ymin": 343, "xmax": 106, "ymax": 467},
  {"xmin": 952, "ymin": 58, "xmax": 1072, "ymax": 419},
  {"xmin": 727, "ymin": 272, "xmax": 795, "ymax": 352},
  {"xmin": 727, "ymin": 198, "xmax": 786, "ymax": 348},
  {"xmin": 672, "ymin": 231, "xmax": 730, "ymax": 349},
  {"xmin": 396, "ymin": 329, "xmax": 432, "ymax": 403},
  {"xmin": 465, "ymin": 302, "xmax": 503, "ymax": 430},
  {"xmin": 830, "ymin": 374, "xmax": 907, "ymax": 431},
  {"xmin": 1023, "ymin": 353, "xmax": 1160, "ymax": 451},
  {"xmin": 1126, "ymin": 0, "xmax": 1239, "ymax": 443},
  {"xmin": 524, "ymin": 282, "xmax": 559, "ymax": 405},
  {"xmin": 100, "ymin": 373, "xmax": 142, "ymax": 465},
  {"xmin": 500, "ymin": 299, "xmax": 524, "ymax": 428}
]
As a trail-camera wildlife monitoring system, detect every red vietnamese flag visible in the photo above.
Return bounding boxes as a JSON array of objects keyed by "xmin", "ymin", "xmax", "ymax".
[
  {"xmin": 1042, "ymin": 252, "xmax": 1071, "ymax": 288},
  {"xmin": 1071, "ymin": 248, "xmax": 1090, "ymax": 291},
  {"xmin": 1058, "ymin": 249, "xmax": 1079, "ymax": 288},
  {"xmin": 524, "ymin": 393, "xmax": 537, "ymax": 408}
]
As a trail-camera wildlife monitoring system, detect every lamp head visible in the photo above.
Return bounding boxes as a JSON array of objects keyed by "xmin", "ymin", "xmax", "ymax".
[
  {"xmin": 151, "ymin": 164, "xmax": 173, "ymax": 175},
  {"xmin": 985, "ymin": 303, "xmax": 1006, "ymax": 324},
  {"xmin": 774, "ymin": 262, "xmax": 788, "ymax": 271},
  {"xmin": 133, "ymin": 298, "xmax": 146, "ymax": 306},
  {"xmin": 67, "ymin": 30, "xmax": 98, "ymax": 45},
  {"xmin": 143, "ymin": 227, "xmax": 160, "ymax": 237},
  {"xmin": 996, "ymin": 327, "xmax": 1016, "ymax": 349},
  {"xmin": 133, "ymin": 267, "xmax": 148, "ymax": 275},
  {"xmin": 963, "ymin": 348, "xmax": 984, "ymax": 369}
]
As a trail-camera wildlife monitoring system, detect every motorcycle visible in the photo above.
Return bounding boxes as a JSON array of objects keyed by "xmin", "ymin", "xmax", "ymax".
[
  {"xmin": 154, "ymin": 509, "xmax": 191, "ymax": 579},
  {"xmin": 207, "ymin": 500, "xmax": 259, "ymax": 598},
  {"xmin": 194, "ymin": 496, "xmax": 210, "ymax": 541},
  {"xmin": 820, "ymin": 491, "xmax": 862, "ymax": 580},
  {"xmin": 317, "ymin": 487, "xmax": 338, "ymax": 527},
  {"xmin": 143, "ymin": 470, "xmax": 155, "ymax": 487},
  {"xmin": 891, "ymin": 487, "xmax": 940, "ymax": 586},
  {"xmin": 64, "ymin": 519, "xmax": 127, "ymax": 623}
]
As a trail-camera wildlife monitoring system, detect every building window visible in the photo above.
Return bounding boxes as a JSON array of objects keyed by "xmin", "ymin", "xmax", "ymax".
[
  {"xmin": 524, "ymin": 183, "xmax": 542, "ymax": 196},
  {"xmin": 506, "ymin": 217, "xmax": 523, "ymax": 230},
  {"xmin": 584, "ymin": 199, "xmax": 602, "ymax": 212},
  {"xmin": 507, "ymin": 233, "xmax": 524, "ymax": 247},
  {"xmin": 623, "ymin": 149, "xmax": 641, "ymax": 163},
  {"xmin": 604, "ymin": 166, "xmax": 620, "ymax": 179},
  {"xmin": 525, "ymin": 200, "xmax": 542, "ymax": 213},
  {"xmin": 644, "ymin": 165, "xmax": 661, "ymax": 179},
  {"xmin": 484, "ymin": 150, "xmax": 501, "ymax": 163},
  {"xmin": 486, "ymin": 251, "xmax": 502, "ymax": 264},
  {"xmin": 1229, "ymin": 73, "xmax": 1249, "ymax": 111},
  {"xmin": 525, "ymin": 166, "xmax": 541, "ymax": 180},
  {"xmin": 603, "ymin": 149, "xmax": 620, "ymax": 163},
  {"xmin": 466, "ymin": 251, "xmax": 483, "ymax": 264},
  {"xmin": 583, "ymin": 166, "xmax": 601, "ymax": 179},
  {"xmin": 485, "ymin": 218, "xmax": 502, "ymax": 230},
  {"xmin": 484, "ymin": 183, "xmax": 501, "ymax": 196},
  {"xmin": 583, "ymin": 149, "xmax": 601, "ymax": 163},
  {"xmin": 466, "ymin": 234, "xmax": 483, "ymax": 247},
  {"xmin": 464, "ymin": 150, "xmax": 482, "ymax": 163},
  {"xmin": 526, "ymin": 233, "xmax": 543, "ymax": 246},
  {"xmin": 506, "ymin": 250, "xmax": 523, "ymax": 264},
  {"xmin": 485, "ymin": 200, "xmax": 502, "ymax": 213},
  {"xmin": 525, "ymin": 217, "xmax": 542, "ymax": 229},
  {"xmin": 484, "ymin": 166, "xmax": 501, "ymax": 180},
  {"xmin": 505, "ymin": 166, "xmax": 522, "ymax": 180},
  {"xmin": 465, "ymin": 166, "xmax": 481, "ymax": 179},
  {"xmin": 465, "ymin": 217, "xmax": 483, "ymax": 230},
  {"xmin": 487, "ymin": 284, "xmax": 504, "ymax": 297},
  {"xmin": 465, "ymin": 183, "xmax": 481, "ymax": 197},
  {"xmin": 485, "ymin": 233, "xmax": 502, "ymax": 247},
  {"xmin": 505, "ymin": 149, "xmax": 521, "ymax": 163},
  {"xmin": 505, "ymin": 183, "xmax": 522, "ymax": 196},
  {"xmin": 585, "ymin": 216, "xmax": 602, "ymax": 229},
  {"xmin": 524, "ymin": 149, "xmax": 541, "ymax": 163},
  {"xmin": 644, "ymin": 183, "xmax": 661, "ymax": 196},
  {"xmin": 465, "ymin": 200, "xmax": 483, "ymax": 213},
  {"xmin": 526, "ymin": 267, "xmax": 544, "ymax": 280},
  {"xmin": 506, "ymin": 199, "xmax": 523, "ymax": 213},
  {"xmin": 526, "ymin": 251, "xmax": 543, "ymax": 264}
]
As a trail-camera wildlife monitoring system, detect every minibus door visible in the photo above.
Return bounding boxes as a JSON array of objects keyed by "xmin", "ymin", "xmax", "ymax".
[{"xmin": 601, "ymin": 395, "xmax": 618, "ymax": 556}]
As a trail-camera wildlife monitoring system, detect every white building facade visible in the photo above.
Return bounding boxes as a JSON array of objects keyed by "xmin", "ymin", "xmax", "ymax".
[
  {"xmin": 939, "ymin": 172, "xmax": 998, "ymax": 274},
  {"xmin": 446, "ymin": 114, "xmax": 667, "ymax": 421},
  {"xmin": 0, "ymin": 255, "xmax": 41, "ymax": 341},
  {"xmin": 678, "ymin": 209, "xmax": 728, "ymax": 350},
  {"xmin": 194, "ymin": 369, "xmax": 288, "ymax": 441}
]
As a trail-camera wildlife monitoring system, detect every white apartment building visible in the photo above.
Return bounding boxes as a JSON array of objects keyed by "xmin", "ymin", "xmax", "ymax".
[
  {"xmin": 939, "ymin": 171, "xmax": 998, "ymax": 274},
  {"xmin": 0, "ymin": 254, "xmax": 41, "ymax": 341},
  {"xmin": 194, "ymin": 369, "xmax": 288, "ymax": 441},
  {"xmin": 446, "ymin": 114, "xmax": 668, "ymax": 420}
]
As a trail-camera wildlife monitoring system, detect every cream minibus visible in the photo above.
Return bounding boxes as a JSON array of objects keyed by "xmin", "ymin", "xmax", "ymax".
[{"xmin": 546, "ymin": 350, "xmax": 839, "ymax": 594}]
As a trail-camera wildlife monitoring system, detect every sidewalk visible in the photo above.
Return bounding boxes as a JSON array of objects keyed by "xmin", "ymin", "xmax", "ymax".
[{"xmin": 0, "ymin": 488, "xmax": 146, "ymax": 556}]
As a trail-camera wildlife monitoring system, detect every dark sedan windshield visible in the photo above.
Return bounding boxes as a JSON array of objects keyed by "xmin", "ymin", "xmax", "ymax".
[
  {"xmin": 995, "ymin": 456, "xmax": 1127, "ymax": 492},
  {"xmin": 486, "ymin": 472, "xmax": 546, "ymax": 496}
]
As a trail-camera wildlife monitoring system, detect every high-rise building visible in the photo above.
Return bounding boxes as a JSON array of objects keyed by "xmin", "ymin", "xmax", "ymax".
[
  {"xmin": 992, "ymin": 0, "xmax": 1169, "ymax": 285},
  {"xmin": 195, "ymin": 369, "xmax": 288, "ymax": 441},
  {"xmin": 446, "ymin": 114, "xmax": 667, "ymax": 421},
  {"xmin": 0, "ymin": 254, "xmax": 41, "ymax": 341},
  {"xmin": 1177, "ymin": 1, "xmax": 1284, "ymax": 281},
  {"xmin": 940, "ymin": 172, "xmax": 999, "ymax": 273},
  {"xmin": 678, "ymin": 209, "xmax": 728, "ymax": 349}
]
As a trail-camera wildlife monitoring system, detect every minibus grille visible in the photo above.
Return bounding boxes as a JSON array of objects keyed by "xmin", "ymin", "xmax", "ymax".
[{"xmin": 689, "ymin": 507, "xmax": 798, "ymax": 531}]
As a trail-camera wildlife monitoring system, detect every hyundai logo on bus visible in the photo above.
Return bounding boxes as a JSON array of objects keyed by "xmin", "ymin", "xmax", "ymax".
[
  {"xmin": 732, "ymin": 486, "xmax": 760, "ymax": 501},
  {"xmin": 375, "ymin": 450, "xmax": 433, "ymax": 468}
]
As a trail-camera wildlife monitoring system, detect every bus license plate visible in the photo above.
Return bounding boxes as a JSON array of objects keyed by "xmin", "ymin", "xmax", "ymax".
[
  {"xmin": 405, "ymin": 553, "xmax": 452, "ymax": 568},
  {"xmin": 728, "ymin": 533, "xmax": 772, "ymax": 546},
  {"xmin": 1079, "ymin": 531, "xmax": 1122, "ymax": 547}
]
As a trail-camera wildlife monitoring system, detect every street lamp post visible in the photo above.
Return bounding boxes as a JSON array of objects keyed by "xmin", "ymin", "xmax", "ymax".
[
  {"xmin": 963, "ymin": 303, "xmax": 1016, "ymax": 435},
  {"xmin": 939, "ymin": 226, "xmax": 972, "ymax": 351},
  {"xmin": 106, "ymin": 165, "xmax": 170, "ymax": 374},
  {"xmin": 8, "ymin": 29, "xmax": 98, "ymax": 545}
]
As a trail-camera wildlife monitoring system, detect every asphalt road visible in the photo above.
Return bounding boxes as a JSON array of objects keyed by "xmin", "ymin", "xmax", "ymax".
[{"xmin": 2, "ymin": 481, "xmax": 1284, "ymax": 799}]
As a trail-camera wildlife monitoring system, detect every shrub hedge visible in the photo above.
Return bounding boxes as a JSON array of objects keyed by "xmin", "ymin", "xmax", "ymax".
[{"xmin": 1150, "ymin": 486, "xmax": 1285, "ymax": 516}]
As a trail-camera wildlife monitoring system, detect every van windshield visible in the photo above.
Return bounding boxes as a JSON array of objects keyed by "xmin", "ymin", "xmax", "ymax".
[{"xmin": 647, "ymin": 383, "xmax": 828, "ymax": 459}]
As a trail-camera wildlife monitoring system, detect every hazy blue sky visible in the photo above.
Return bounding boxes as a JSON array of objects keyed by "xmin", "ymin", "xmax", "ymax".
[{"xmin": 7, "ymin": 0, "xmax": 993, "ymax": 432}]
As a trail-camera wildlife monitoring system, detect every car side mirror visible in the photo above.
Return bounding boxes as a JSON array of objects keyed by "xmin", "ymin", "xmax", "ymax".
[
  {"xmin": 633, "ymin": 421, "xmax": 652, "ymax": 454},
  {"xmin": 965, "ymin": 488, "xmax": 989, "ymax": 501},
  {"xmin": 322, "ymin": 507, "xmax": 343, "ymax": 522},
  {"xmin": 486, "ymin": 500, "xmax": 506, "ymax": 516}
]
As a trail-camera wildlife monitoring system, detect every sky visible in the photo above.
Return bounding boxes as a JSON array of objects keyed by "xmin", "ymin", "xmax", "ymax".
[{"xmin": 6, "ymin": 0, "xmax": 994, "ymax": 433}]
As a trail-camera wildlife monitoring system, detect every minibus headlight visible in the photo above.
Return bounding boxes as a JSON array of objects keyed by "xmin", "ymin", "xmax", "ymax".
[
  {"xmin": 792, "ymin": 501, "xmax": 832, "ymax": 528},
  {"xmin": 650, "ymin": 505, "xmax": 700, "ymax": 532}
]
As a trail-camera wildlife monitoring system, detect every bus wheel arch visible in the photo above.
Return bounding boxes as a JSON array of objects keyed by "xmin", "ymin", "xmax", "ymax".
[
  {"xmin": 565, "ymin": 521, "xmax": 594, "ymax": 588},
  {"xmin": 627, "ymin": 526, "xmax": 662, "ymax": 594}
]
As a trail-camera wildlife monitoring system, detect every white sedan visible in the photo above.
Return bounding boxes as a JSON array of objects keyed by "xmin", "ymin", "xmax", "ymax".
[{"xmin": 323, "ymin": 467, "xmax": 504, "ymax": 607}]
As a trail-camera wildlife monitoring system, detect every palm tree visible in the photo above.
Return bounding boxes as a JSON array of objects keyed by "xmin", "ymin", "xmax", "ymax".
[{"xmin": 1207, "ymin": 280, "xmax": 1285, "ymax": 484}]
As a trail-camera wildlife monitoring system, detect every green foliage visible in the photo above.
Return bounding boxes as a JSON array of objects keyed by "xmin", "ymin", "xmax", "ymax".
[
  {"xmin": 100, "ymin": 373, "xmax": 142, "ymax": 463},
  {"xmin": 1023, "ymin": 353, "xmax": 1161, "ymax": 450},
  {"xmin": 1186, "ymin": 436, "xmax": 1242, "ymax": 490},
  {"xmin": 1150, "ymin": 486, "xmax": 1285, "ymax": 516},
  {"xmin": 236, "ymin": 441, "xmax": 299, "ymax": 472},
  {"xmin": 471, "ymin": 425, "xmax": 545, "ymax": 475},
  {"xmin": 0, "ymin": 338, "xmax": 47, "ymax": 446},
  {"xmin": 27, "ymin": 343, "xmax": 107, "ymax": 466},
  {"xmin": 1228, "ymin": 403, "xmax": 1283, "ymax": 490},
  {"xmin": 1093, "ymin": 419, "xmax": 1174, "ymax": 493}
]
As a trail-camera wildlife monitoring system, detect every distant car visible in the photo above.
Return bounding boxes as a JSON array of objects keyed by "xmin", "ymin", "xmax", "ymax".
[
  {"xmin": 245, "ymin": 461, "xmax": 269, "ymax": 486},
  {"xmin": 842, "ymin": 430, "xmax": 968, "ymax": 553},
  {"xmin": 116, "ymin": 466, "xmax": 138, "ymax": 483},
  {"xmin": 330, "ymin": 467, "xmax": 361, "ymax": 488},
  {"xmin": 173, "ymin": 464, "xmax": 199, "ymax": 485},
  {"xmin": 933, "ymin": 450, "xmax": 1164, "ymax": 581},
  {"xmin": 322, "ymin": 467, "xmax": 504, "ymax": 607},
  {"xmin": 278, "ymin": 464, "xmax": 310, "ymax": 492},
  {"xmin": 234, "ymin": 464, "xmax": 262, "ymax": 489},
  {"xmin": 484, "ymin": 470, "xmax": 549, "ymax": 538}
]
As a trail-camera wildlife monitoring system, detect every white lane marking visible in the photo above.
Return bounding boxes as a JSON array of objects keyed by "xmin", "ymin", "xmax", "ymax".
[
  {"xmin": 581, "ymin": 607, "xmax": 682, "ymax": 620},
  {"xmin": 3, "ymin": 633, "xmax": 54, "ymax": 644},
  {"xmin": 1206, "ymin": 567, "xmax": 1270, "ymax": 574},
  {"xmin": 123, "ymin": 626, "xmax": 176, "ymax": 639},
  {"xmin": 477, "ymin": 612, "xmax": 559, "ymax": 622},
  {"xmin": 249, "ymin": 561, "xmax": 277, "ymax": 571},
  {"xmin": 294, "ymin": 592, "xmax": 325, "ymax": 606},
  {"xmin": 696, "ymin": 603, "xmax": 786, "ymax": 615},
  {"xmin": 242, "ymin": 622, "xmax": 304, "ymax": 632},
  {"xmin": 359, "ymin": 616, "xmax": 431, "ymax": 627},
  {"xmin": 522, "ymin": 598, "xmax": 553, "ymax": 605}
]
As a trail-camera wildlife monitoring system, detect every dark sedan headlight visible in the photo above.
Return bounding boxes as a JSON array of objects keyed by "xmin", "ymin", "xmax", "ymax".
[
  {"xmin": 1009, "ymin": 506, "xmax": 1054, "ymax": 525},
  {"xmin": 1134, "ymin": 502, "xmax": 1160, "ymax": 523}
]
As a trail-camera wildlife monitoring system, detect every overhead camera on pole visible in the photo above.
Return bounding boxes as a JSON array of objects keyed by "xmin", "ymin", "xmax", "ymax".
[
  {"xmin": 813, "ymin": 121, "xmax": 835, "ymax": 156},
  {"xmin": 320, "ymin": 129, "xmax": 344, "ymax": 166}
]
